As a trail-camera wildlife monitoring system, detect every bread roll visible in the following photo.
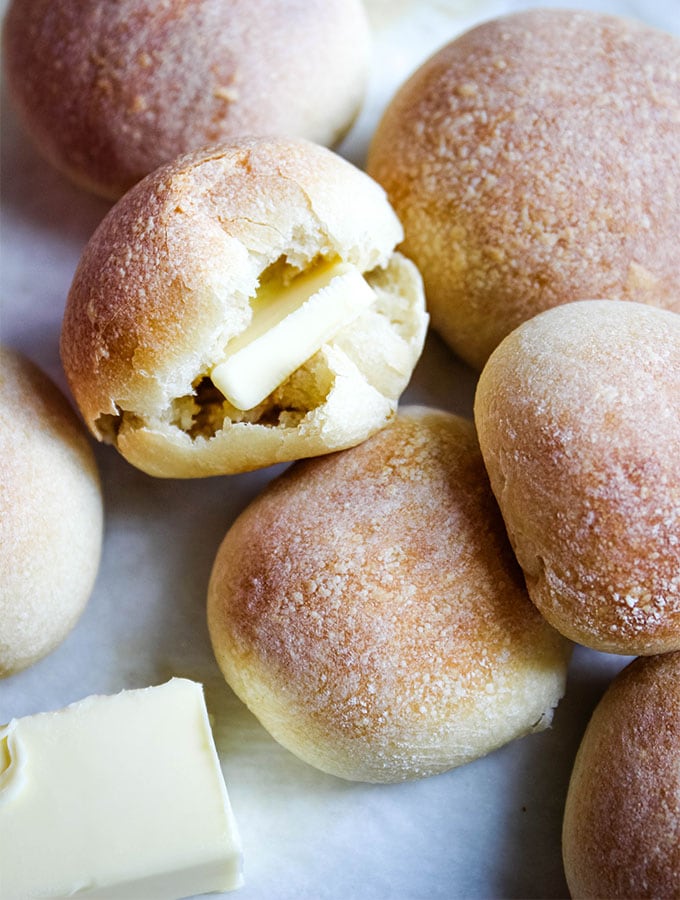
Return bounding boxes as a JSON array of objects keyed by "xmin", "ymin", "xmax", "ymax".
[
  {"xmin": 474, "ymin": 300, "xmax": 680, "ymax": 656},
  {"xmin": 562, "ymin": 652, "xmax": 680, "ymax": 899},
  {"xmin": 0, "ymin": 348, "xmax": 104, "ymax": 676},
  {"xmin": 207, "ymin": 406, "xmax": 570, "ymax": 783},
  {"xmin": 367, "ymin": 9, "xmax": 680, "ymax": 370},
  {"xmin": 2, "ymin": 0, "xmax": 371, "ymax": 199},
  {"xmin": 60, "ymin": 137, "xmax": 428, "ymax": 478}
]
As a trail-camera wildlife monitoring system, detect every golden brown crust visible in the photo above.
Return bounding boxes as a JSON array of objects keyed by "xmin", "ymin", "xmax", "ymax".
[
  {"xmin": 60, "ymin": 137, "xmax": 428, "ymax": 478},
  {"xmin": 2, "ymin": 0, "xmax": 371, "ymax": 199},
  {"xmin": 562, "ymin": 652, "xmax": 680, "ymax": 899},
  {"xmin": 367, "ymin": 9, "xmax": 680, "ymax": 370},
  {"xmin": 0, "ymin": 347, "xmax": 103, "ymax": 676},
  {"xmin": 207, "ymin": 406, "xmax": 570, "ymax": 782},
  {"xmin": 474, "ymin": 300, "xmax": 680, "ymax": 655}
]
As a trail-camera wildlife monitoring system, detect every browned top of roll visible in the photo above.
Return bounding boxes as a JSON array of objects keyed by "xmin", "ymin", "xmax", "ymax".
[
  {"xmin": 214, "ymin": 409, "xmax": 537, "ymax": 692},
  {"xmin": 367, "ymin": 8, "xmax": 680, "ymax": 369},
  {"xmin": 474, "ymin": 300, "xmax": 680, "ymax": 656},
  {"xmin": 3, "ymin": 0, "xmax": 370, "ymax": 198},
  {"xmin": 563, "ymin": 652, "xmax": 680, "ymax": 899},
  {"xmin": 208, "ymin": 407, "xmax": 569, "ymax": 781}
]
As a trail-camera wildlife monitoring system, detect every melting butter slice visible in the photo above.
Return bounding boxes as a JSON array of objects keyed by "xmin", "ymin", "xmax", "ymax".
[
  {"xmin": 0, "ymin": 679, "xmax": 243, "ymax": 899},
  {"xmin": 211, "ymin": 260, "xmax": 375, "ymax": 410}
]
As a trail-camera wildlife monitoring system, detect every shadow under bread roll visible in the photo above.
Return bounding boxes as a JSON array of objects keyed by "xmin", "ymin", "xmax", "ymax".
[
  {"xmin": 60, "ymin": 137, "xmax": 428, "ymax": 478},
  {"xmin": 207, "ymin": 406, "xmax": 570, "ymax": 783}
]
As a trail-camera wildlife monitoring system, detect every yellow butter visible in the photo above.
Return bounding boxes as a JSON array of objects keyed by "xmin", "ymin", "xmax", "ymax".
[
  {"xmin": 0, "ymin": 678, "xmax": 243, "ymax": 899},
  {"xmin": 211, "ymin": 260, "xmax": 375, "ymax": 410}
]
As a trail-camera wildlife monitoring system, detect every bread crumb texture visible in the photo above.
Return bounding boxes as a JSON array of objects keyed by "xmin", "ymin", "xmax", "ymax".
[
  {"xmin": 60, "ymin": 138, "xmax": 427, "ymax": 477},
  {"xmin": 367, "ymin": 9, "xmax": 680, "ymax": 369},
  {"xmin": 562, "ymin": 652, "xmax": 680, "ymax": 899},
  {"xmin": 208, "ymin": 407, "xmax": 569, "ymax": 782}
]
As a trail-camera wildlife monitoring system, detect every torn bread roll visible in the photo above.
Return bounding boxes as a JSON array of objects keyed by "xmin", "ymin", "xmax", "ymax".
[
  {"xmin": 207, "ymin": 407, "xmax": 570, "ymax": 783},
  {"xmin": 562, "ymin": 652, "xmax": 680, "ymax": 899},
  {"xmin": 474, "ymin": 300, "xmax": 680, "ymax": 656},
  {"xmin": 367, "ymin": 9, "xmax": 680, "ymax": 370},
  {"xmin": 2, "ymin": 0, "xmax": 371, "ymax": 199},
  {"xmin": 60, "ymin": 137, "xmax": 428, "ymax": 478},
  {"xmin": 0, "ymin": 348, "xmax": 104, "ymax": 676}
]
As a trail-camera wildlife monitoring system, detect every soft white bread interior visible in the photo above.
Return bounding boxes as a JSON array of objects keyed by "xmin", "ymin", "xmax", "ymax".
[{"xmin": 61, "ymin": 137, "xmax": 428, "ymax": 478}]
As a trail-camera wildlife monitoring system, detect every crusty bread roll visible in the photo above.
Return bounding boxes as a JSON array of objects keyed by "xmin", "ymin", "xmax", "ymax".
[
  {"xmin": 474, "ymin": 300, "xmax": 680, "ymax": 656},
  {"xmin": 207, "ymin": 406, "xmax": 570, "ymax": 783},
  {"xmin": 2, "ymin": 0, "xmax": 371, "ymax": 199},
  {"xmin": 60, "ymin": 137, "xmax": 428, "ymax": 478},
  {"xmin": 366, "ymin": 9, "xmax": 680, "ymax": 370},
  {"xmin": 562, "ymin": 652, "xmax": 680, "ymax": 899},
  {"xmin": 0, "ymin": 348, "xmax": 104, "ymax": 677}
]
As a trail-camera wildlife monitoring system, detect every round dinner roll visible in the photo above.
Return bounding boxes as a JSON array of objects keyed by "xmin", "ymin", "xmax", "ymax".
[
  {"xmin": 0, "ymin": 348, "xmax": 104, "ymax": 677},
  {"xmin": 207, "ymin": 406, "xmax": 570, "ymax": 783},
  {"xmin": 2, "ymin": 0, "xmax": 371, "ymax": 199},
  {"xmin": 60, "ymin": 137, "xmax": 428, "ymax": 479},
  {"xmin": 562, "ymin": 652, "xmax": 680, "ymax": 899},
  {"xmin": 366, "ymin": 9, "xmax": 680, "ymax": 370},
  {"xmin": 474, "ymin": 300, "xmax": 680, "ymax": 656}
]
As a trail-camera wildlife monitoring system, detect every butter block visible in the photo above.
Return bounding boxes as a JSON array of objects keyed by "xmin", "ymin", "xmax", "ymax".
[
  {"xmin": 0, "ymin": 679, "xmax": 243, "ymax": 899},
  {"xmin": 211, "ymin": 260, "xmax": 375, "ymax": 410}
]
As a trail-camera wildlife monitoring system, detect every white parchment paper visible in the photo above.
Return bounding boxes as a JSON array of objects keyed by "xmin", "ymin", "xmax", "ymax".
[{"xmin": 2, "ymin": 1, "xmax": 678, "ymax": 897}]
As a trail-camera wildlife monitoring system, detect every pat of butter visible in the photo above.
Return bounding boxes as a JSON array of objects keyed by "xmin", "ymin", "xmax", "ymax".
[
  {"xmin": 211, "ymin": 260, "xmax": 375, "ymax": 410},
  {"xmin": 0, "ymin": 679, "xmax": 243, "ymax": 899}
]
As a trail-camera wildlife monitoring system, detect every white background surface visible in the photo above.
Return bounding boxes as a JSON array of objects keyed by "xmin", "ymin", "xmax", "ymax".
[{"xmin": 2, "ymin": 1, "xmax": 679, "ymax": 898}]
